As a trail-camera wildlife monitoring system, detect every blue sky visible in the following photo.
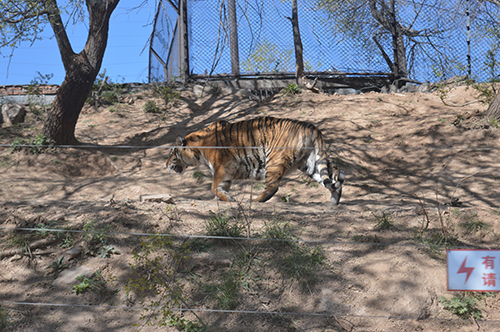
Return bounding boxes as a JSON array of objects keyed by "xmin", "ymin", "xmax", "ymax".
[{"xmin": 0, "ymin": 0, "xmax": 155, "ymax": 86}]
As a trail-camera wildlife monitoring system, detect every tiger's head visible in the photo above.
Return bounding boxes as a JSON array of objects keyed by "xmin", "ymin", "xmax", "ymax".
[{"xmin": 166, "ymin": 136, "xmax": 200, "ymax": 174}]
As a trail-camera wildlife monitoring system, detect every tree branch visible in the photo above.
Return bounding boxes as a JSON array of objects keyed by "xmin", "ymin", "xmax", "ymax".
[{"xmin": 43, "ymin": 0, "xmax": 75, "ymax": 68}]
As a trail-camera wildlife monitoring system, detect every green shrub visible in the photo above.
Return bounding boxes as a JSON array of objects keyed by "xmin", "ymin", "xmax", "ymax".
[
  {"xmin": 143, "ymin": 100, "xmax": 160, "ymax": 113},
  {"xmin": 10, "ymin": 134, "xmax": 50, "ymax": 155},
  {"xmin": 205, "ymin": 214, "xmax": 245, "ymax": 242},
  {"xmin": 439, "ymin": 294, "xmax": 482, "ymax": 319},
  {"xmin": 281, "ymin": 83, "xmax": 301, "ymax": 96},
  {"xmin": 152, "ymin": 84, "xmax": 180, "ymax": 108}
]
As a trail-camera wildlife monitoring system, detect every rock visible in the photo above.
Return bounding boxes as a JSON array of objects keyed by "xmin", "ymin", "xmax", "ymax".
[
  {"xmin": 63, "ymin": 244, "xmax": 84, "ymax": 260},
  {"xmin": 193, "ymin": 84, "xmax": 205, "ymax": 97},
  {"xmin": 1, "ymin": 103, "xmax": 26, "ymax": 126},
  {"xmin": 335, "ymin": 88, "xmax": 359, "ymax": 95},
  {"xmin": 52, "ymin": 266, "xmax": 94, "ymax": 288},
  {"xmin": 405, "ymin": 83, "xmax": 420, "ymax": 93},
  {"xmin": 418, "ymin": 82, "xmax": 433, "ymax": 93},
  {"xmin": 140, "ymin": 194, "xmax": 174, "ymax": 203}
]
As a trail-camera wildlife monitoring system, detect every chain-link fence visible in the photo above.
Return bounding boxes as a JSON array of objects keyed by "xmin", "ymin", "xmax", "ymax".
[{"xmin": 150, "ymin": 0, "xmax": 500, "ymax": 84}]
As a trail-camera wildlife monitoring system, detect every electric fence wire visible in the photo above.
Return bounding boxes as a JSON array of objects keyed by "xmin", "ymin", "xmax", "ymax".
[
  {"xmin": 1, "ymin": 143, "xmax": 499, "ymax": 151},
  {"xmin": 1, "ymin": 300, "xmax": 500, "ymax": 324},
  {"xmin": 0, "ymin": 225, "xmax": 497, "ymax": 250}
]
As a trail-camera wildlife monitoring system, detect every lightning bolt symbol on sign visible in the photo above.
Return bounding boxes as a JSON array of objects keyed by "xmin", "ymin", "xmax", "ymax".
[{"xmin": 457, "ymin": 256, "xmax": 474, "ymax": 284}]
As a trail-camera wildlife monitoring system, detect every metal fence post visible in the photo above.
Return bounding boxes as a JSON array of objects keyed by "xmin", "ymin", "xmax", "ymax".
[{"xmin": 466, "ymin": 0, "xmax": 472, "ymax": 78}]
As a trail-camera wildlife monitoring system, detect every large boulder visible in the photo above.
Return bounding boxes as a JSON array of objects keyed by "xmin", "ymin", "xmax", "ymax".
[{"xmin": 1, "ymin": 103, "xmax": 26, "ymax": 126}]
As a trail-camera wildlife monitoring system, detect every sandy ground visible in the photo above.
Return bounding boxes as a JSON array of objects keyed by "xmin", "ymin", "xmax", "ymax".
[{"xmin": 1, "ymin": 83, "xmax": 500, "ymax": 331}]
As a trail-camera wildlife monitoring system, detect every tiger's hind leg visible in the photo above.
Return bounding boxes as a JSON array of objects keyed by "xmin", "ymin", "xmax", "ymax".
[
  {"xmin": 300, "ymin": 156, "xmax": 345, "ymax": 205},
  {"xmin": 327, "ymin": 170, "xmax": 345, "ymax": 205}
]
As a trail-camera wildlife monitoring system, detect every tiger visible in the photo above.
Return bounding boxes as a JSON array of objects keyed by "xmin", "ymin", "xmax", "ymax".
[{"xmin": 166, "ymin": 117, "xmax": 345, "ymax": 205}]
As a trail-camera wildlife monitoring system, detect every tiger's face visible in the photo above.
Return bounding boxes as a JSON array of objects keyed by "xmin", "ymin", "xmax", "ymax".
[
  {"xmin": 166, "ymin": 136, "xmax": 200, "ymax": 174},
  {"xmin": 166, "ymin": 149, "xmax": 187, "ymax": 174}
]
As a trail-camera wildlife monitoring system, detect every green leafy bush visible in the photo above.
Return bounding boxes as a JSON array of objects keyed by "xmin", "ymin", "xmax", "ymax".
[
  {"xmin": 10, "ymin": 134, "xmax": 50, "ymax": 155},
  {"xmin": 143, "ymin": 100, "xmax": 160, "ymax": 113},
  {"xmin": 439, "ymin": 294, "xmax": 482, "ymax": 319},
  {"xmin": 281, "ymin": 83, "xmax": 301, "ymax": 96}
]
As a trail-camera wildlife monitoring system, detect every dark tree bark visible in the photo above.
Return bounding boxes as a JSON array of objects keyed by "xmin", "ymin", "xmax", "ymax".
[
  {"xmin": 43, "ymin": 0, "xmax": 119, "ymax": 144},
  {"xmin": 369, "ymin": 0, "xmax": 420, "ymax": 79},
  {"xmin": 289, "ymin": 0, "xmax": 306, "ymax": 87}
]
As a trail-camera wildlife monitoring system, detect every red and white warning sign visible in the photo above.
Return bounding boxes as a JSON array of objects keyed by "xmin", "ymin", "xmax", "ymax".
[{"xmin": 447, "ymin": 249, "xmax": 500, "ymax": 292}]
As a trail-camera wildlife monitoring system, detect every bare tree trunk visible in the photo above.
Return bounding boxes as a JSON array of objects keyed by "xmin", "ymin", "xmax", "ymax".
[
  {"xmin": 369, "ymin": 0, "xmax": 413, "ymax": 79},
  {"xmin": 289, "ymin": 0, "xmax": 305, "ymax": 87},
  {"xmin": 43, "ymin": 0, "xmax": 119, "ymax": 145},
  {"xmin": 227, "ymin": 0, "xmax": 240, "ymax": 76},
  {"xmin": 486, "ymin": 91, "xmax": 500, "ymax": 120}
]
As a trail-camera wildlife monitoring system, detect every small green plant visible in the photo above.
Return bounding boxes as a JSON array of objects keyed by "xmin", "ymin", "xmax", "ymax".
[
  {"xmin": 73, "ymin": 274, "xmax": 95, "ymax": 295},
  {"xmin": 10, "ymin": 134, "xmax": 50, "ymax": 155},
  {"xmin": 486, "ymin": 117, "xmax": 500, "ymax": 128},
  {"xmin": 73, "ymin": 271, "xmax": 118, "ymax": 298},
  {"xmin": 166, "ymin": 315, "xmax": 208, "ymax": 332},
  {"xmin": 278, "ymin": 245, "xmax": 326, "ymax": 285},
  {"xmin": 413, "ymin": 229, "xmax": 460, "ymax": 251},
  {"xmin": 436, "ymin": 84, "xmax": 452, "ymax": 105},
  {"xmin": 46, "ymin": 256, "xmax": 68, "ymax": 274},
  {"xmin": 205, "ymin": 214, "xmax": 245, "ymax": 242},
  {"xmin": 82, "ymin": 220, "xmax": 111, "ymax": 252},
  {"xmin": 0, "ymin": 306, "xmax": 9, "ymax": 330},
  {"xmin": 88, "ymin": 70, "xmax": 125, "ymax": 106},
  {"xmin": 439, "ymin": 294, "xmax": 482, "ymax": 319},
  {"xmin": 97, "ymin": 245, "xmax": 121, "ymax": 258},
  {"xmin": 192, "ymin": 170, "xmax": 206, "ymax": 182},
  {"xmin": 33, "ymin": 220, "xmax": 55, "ymax": 238},
  {"xmin": 58, "ymin": 232, "xmax": 77, "ymax": 249},
  {"xmin": 459, "ymin": 212, "xmax": 489, "ymax": 232},
  {"xmin": 263, "ymin": 219, "xmax": 296, "ymax": 247},
  {"xmin": 473, "ymin": 83, "xmax": 496, "ymax": 104},
  {"xmin": 280, "ymin": 193, "xmax": 291, "ymax": 202},
  {"xmin": 152, "ymin": 84, "xmax": 180, "ymax": 108},
  {"xmin": 373, "ymin": 212, "xmax": 394, "ymax": 230},
  {"xmin": 127, "ymin": 235, "xmax": 206, "ymax": 330},
  {"xmin": 203, "ymin": 268, "xmax": 240, "ymax": 310},
  {"xmin": 2, "ymin": 234, "xmax": 32, "ymax": 258},
  {"xmin": 450, "ymin": 198, "xmax": 463, "ymax": 207},
  {"xmin": 143, "ymin": 100, "xmax": 160, "ymax": 113},
  {"xmin": 281, "ymin": 83, "xmax": 301, "ymax": 96}
]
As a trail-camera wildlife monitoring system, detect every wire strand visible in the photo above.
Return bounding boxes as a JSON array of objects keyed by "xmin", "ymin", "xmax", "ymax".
[
  {"xmin": 1, "ymin": 143, "xmax": 499, "ymax": 151},
  {"xmin": 0, "ymin": 226, "xmax": 494, "ymax": 250},
  {"xmin": 2, "ymin": 300, "xmax": 500, "ymax": 324}
]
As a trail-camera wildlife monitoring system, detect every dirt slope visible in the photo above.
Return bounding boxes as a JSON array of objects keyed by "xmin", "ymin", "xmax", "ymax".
[{"xmin": 0, "ymin": 84, "xmax": 499, "ymax": 332}]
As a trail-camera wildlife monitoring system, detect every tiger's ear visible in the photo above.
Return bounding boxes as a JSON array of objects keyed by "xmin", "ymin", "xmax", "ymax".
[{"xmin": 175, "ymin": 136, "xmax": 186, "ymax": 146}]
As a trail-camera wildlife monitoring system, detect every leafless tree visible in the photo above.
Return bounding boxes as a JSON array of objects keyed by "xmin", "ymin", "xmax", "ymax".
[{"xmin": 315, "ymin": 0, "xmax": 465, "ymax": 81}]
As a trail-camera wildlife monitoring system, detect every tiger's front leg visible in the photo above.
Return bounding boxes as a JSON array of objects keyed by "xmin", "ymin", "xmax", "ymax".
[
  {"xmin": 211, "ymin": 168, "xmax": 235, "ymax": 202},
  {"xmin": 254, "ymin": 165, "xmax": 285, "ymax": 202}
]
